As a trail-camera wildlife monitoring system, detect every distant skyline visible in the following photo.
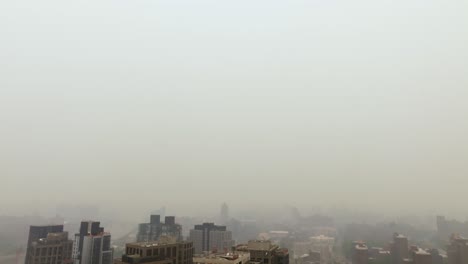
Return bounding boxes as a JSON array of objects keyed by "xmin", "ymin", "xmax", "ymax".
[{"xmin": 1, "ymin": 0, "xmax": 468, "ymax": 216}]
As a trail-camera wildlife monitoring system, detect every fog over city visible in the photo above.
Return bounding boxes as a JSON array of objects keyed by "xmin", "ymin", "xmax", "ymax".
[{"xmin": 1, "ymin": 0, "xmax": 468, "ymax": 219}]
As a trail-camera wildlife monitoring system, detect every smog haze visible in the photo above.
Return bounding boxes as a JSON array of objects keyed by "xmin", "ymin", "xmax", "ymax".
[{"xmin": 1, "ymin": 0, "xmax": 468, "ymax": 218}]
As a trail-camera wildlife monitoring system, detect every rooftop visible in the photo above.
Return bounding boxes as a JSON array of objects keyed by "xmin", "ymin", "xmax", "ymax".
[
  {"xmin": 269, "ymin": 231, "xmax": 289, "ymax": 234},
  {"xmin": 413, "ymin": 248, "xmax": 430, "ymax": 256},
  {"xmin": 127, "ymin": 240, "xmax": 189, "ymax": 248},
  {"xmin": 355, "ymin": 244, "xmax": 368, "ymax": 251},
  {"xmin": 194, "ymin": 252, "xmax": 250, "ymax": 262},
  {"xmin": 310, "ymin": 235, "xmax": 334, "ymax": 240},
  {"xmin": 394, "ymin": 233, "xmax": 407, "ymax": 239},
  {"xmin": 247, "ymin": 240, "xmax": 277, "ymax": 251}
]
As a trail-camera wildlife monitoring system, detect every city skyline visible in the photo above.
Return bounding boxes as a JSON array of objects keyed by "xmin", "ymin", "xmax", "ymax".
[{"xmin": 2, "ymin": 0, "xmax": 468, "ymax": 263}]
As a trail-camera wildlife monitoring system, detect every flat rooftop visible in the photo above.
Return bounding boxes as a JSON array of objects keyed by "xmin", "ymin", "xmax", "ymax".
[
  {"xmin": 127, "ymin": 241, "xmax": 189, "ymax": 248},
  {"xmin": 355, "ymin": 244, "xmax": 368, "ymax": 250}
]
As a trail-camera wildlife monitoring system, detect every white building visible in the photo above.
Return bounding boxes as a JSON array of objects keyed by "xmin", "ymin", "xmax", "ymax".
[
  {"xmin": 194, "ymin": 252, "xmax": 250, "ymax": 264},
  {"xmin": 72, "ymin": 221, "xmax": 113, "ymax": 264},
  {"xmin": 80, "ymin": 233, "xmax": 113, "ymax": 264}
]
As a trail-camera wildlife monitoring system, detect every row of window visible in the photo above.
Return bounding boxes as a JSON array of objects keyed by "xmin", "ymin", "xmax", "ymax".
[
  {"xmin": 35, "ymin": 246, "xmax": 67, "ymax": 256},
  {"xmin": 30, "ymin": 257, "xmax": 64, "ymax": 264}
]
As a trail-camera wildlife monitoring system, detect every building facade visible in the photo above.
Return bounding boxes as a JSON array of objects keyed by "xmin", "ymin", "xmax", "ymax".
[
  {"xmin": 26, "ymin": 225, "xmax": 66, "ymax": 264},
  {"xmin": 25, "ymin": 231, "xmax": 73, "ymax": 264},
  {"xmin": 114, "ymin": 238, "xmax": 193, "ymax": 264},
  {"xmin": 447, "ymin": 234, "xmax": 468, "ymax": 264},
  {"xmin": 369, "ymin": 247, "xmax": 391, "ymax": 264},
  {"xmin": 241, "ymin": 240, "xmax": 289, "ymax": 264},
  {"xmin": 194, "ymin": 252, "xmax": 250, "ymax": 264},
  {"xmin": 407, "ymin": 247, "xmax": 431, "ymax": 264},
  {"xmin": 390, "ymin": 233, "xmax": 409, "ymax": 264},
  {"xmin": 189, "ymin": 223, "xmax": 235, "ymax": 254},
  {"xmin": 292, "ymin": 235, "xmax": 334, "ymax": 264},
  {"xmin": 72, "ymin": 221, "xmax": 113, "ymax": 264}
]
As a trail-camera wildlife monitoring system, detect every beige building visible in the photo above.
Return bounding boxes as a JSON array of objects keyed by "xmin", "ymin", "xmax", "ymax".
[
  {"xmin": 114, "ymin": 237, "xmax": 193, "ymax": 264},
  {"xmin": 447, "ymin": 234, "xmax": 468, "ymax": 264},
  {"xmin": 237, "ymin": 241, "xmax": 289, "ymax": 264},
  {"xmin": 193, "ymin": 252, "xmax": 250, "ymax": 264},
  {"xmin": 292, "ymin": 235, "xmax": 334, "ymax": 264},
  {"xmin": 406, "ymin": 247, "xmax": 431, "ymax": 264}
]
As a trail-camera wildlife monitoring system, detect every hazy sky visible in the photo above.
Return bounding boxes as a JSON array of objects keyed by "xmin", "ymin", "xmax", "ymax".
[{"xmin": 1, "ymin": 0, "xmax": 468, "ymax": 216}]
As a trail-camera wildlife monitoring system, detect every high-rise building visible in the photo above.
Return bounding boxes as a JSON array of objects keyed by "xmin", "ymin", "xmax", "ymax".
[
  {"xmin": 390, "ymin": 233, "xmax": 409, "ymax": 264},
  {"xmin": 447, "ymin": 234, "xmax": 468, "ymax": 264},
  {"xmin": 25, "ymin": 225, "xmax": 68, "ymax": 264},
  {"xmin": 220, "ymin": 203, "xmax": 229, "ymax": 225},
  {"xmin": 114, "ymin": 237, "xmax": 193, "ymax": 264},
  {"xmin": 137, "ymin": 215, "xmax": 183, "ymax": 242},
  {"xmin": 239, "ymin": 240, "xmax": 289, "ymax": 264},
  {"xmin": 25, "ymin": 229, "xmax": 73, "ymax": 264},
  {"xmin": 72, "ymin": 221, "xmax": 113, "ymax": 264},
  {"xmin": 189, "ymin": 223, "xmax": 235, "ymax": 254}
]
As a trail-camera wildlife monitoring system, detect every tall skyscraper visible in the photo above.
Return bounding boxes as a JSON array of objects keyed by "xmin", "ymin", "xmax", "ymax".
[
  {"xmin": 72, "ymin": 221, "xmax": 113, "ymax": 264},
  {"xmin": 25, "ymin": 226, "xmax": 73, "ymax": 264},
  {"xmin": 189, "ymin": 223, "xmax": 235, "ymax": 254},
  {"xmin": 137, "ymin": 215, "xmax": 183, "ymax": 242},
  {"xmin": 115, "ymin": 237, "xmax": 193, "ymax": 264},
  {"xmin": 25, "ymin": 225, "xmax": 67, "ymax": 264},
  {"xmin": 220, "ymin": 203, "xmax": 229, "ymax": 225}
]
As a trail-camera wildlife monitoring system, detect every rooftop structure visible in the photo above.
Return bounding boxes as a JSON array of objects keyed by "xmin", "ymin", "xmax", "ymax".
[
  {"xmin": 193, "ymin": 252, "xmax": 250, "ymax": 264},
  {"xmin": 352, "ymin": 242, "xmax": 369, "ymax": 264},
  {"xmin": 240, "ymin": 240, "xmax": 289, "ymax": 264}
]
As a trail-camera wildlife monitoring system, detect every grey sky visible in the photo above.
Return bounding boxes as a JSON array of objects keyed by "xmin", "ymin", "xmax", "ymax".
[{"xmin": 1, "ymin": 0, "xmax": 468, "ymax": 216}]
